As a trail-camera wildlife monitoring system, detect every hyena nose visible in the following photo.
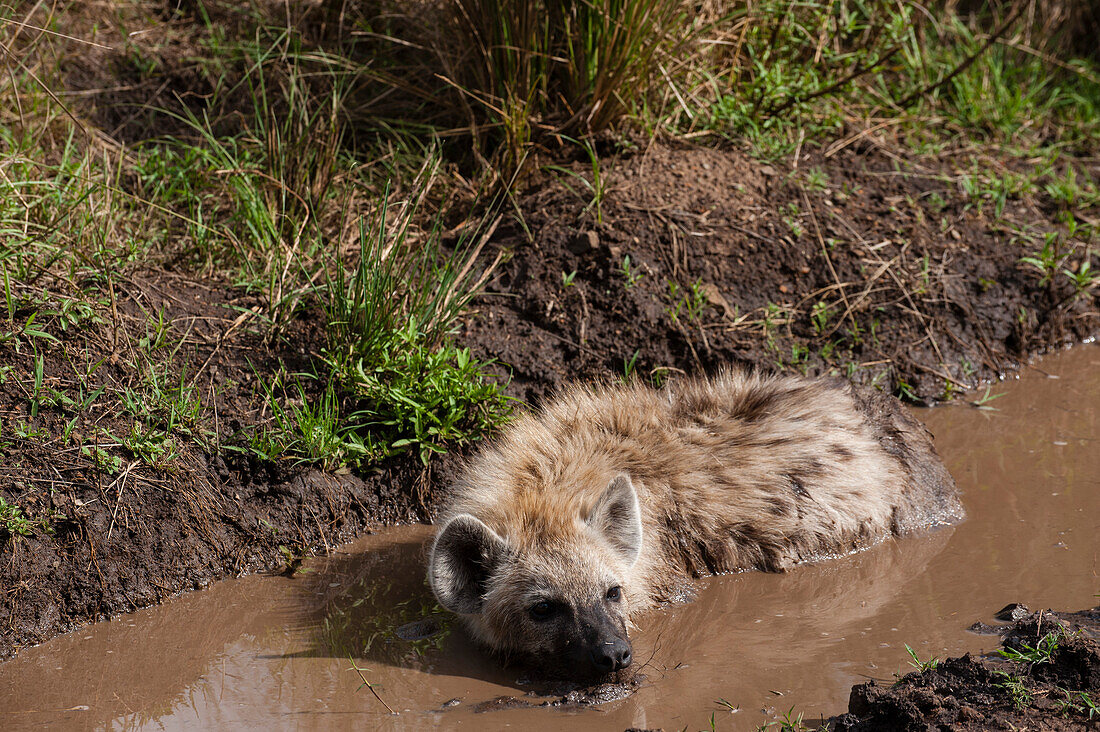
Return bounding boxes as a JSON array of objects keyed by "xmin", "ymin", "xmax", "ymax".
[{"xmin": 591, "ymin": 638, "xmax": 633, "ymax": 673}]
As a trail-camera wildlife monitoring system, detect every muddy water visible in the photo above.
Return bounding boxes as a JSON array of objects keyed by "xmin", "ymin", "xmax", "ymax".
[{"xmin": 2, "ymin": 346, "xmax": 1098, "ymax": 732}]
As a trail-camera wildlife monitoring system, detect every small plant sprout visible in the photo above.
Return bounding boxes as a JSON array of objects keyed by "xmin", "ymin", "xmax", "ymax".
[
  {"xmin": 804, "ymin": 167, "xmax": 829, "ymax": 192},
  {"xmin": 1019, "ymin": 233, "xmax": 1065, "ymax": 286},
  {"xmin": 942, "ymin": 379, "xmax": 957, "ymax": 401},
  {"xmin": 0, "ymin": 497, "xmax": 36, "ymax": 538},
  {"xmin": 897, "ymin": 380, "xmax": 918, "ymax": 403},
  {"xmin": 782, "ymin": 202, "xmax": 805, "ymax": 238},
  {"xmin": 916, "ymin": 254, "xmax": 931, "ymax": 294},
  {"xmin": 666, "ymin": 278, "xmax": 709, "ymax": 325},
  {"xmin": 618, "ymin": 255, "xmax": 644, "ymax": 288},
  {"xmin": 1063, "ymin": 255, "xmax": 1097, "ymax": 299},
  {"xmin": 810, "ymin": 300, "xmax": 831, "ymax": 334},
  {"xmin": 561, "ymin": 270, "xmax": 577, "ymax": 287},
  {"xmin": 970, "ymin": 385, "xmax": 1005, "ymax": 410},
  {"xmin": 776, "ymin": 706, "xmax": 810, "ymax": 732},
  {"xmin": 81, "ymin": 445, "xmax": 124, "ymax": 475},
  {"xmin": 998, "ymin": 632, "xmax": 1060, "ymax": 665},
  {"xmin": 1054, "ymin": 688, "xmax": 1099, "ymax": 719},
  {"xmin": 543, "ymin": 137, "xmax": 607, "ymax": 224},
  {"xmin": 1079, "ymin": 691, "xmax": 1099, "ymax": 720},
  {"xmin": 904, "ymin": 643, "xmax": 940, "ymax": 673},
  {"xmin": 622, "ymin": 349, "xmax": 641, "ymax": 380},
  {"xmin": 994, "ymin": 671, "xmax": 1033, "ymax": 710}
]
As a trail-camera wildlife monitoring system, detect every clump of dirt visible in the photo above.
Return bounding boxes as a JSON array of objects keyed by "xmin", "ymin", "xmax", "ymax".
[
  {"xmin": 466, "ymin": 140, "xmax": 1097, "ymax": 406},
  {"xmin": 831, "ymin": 606, "xmax": 1100, "ymax": 731},
  {"xmin": 468, "ymin": 674, "xmax": 646, "ymax": 713}
]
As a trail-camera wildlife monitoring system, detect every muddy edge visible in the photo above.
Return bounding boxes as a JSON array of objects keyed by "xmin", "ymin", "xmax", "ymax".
[{"xmin": 828, "ymin": 606, "xmax": 1100, "ymax": 732}]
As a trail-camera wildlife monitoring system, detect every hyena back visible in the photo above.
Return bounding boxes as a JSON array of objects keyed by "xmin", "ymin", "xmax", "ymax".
[{"xmin": 428, "ymin": 369, "xmax": 962, "ymax": 677}]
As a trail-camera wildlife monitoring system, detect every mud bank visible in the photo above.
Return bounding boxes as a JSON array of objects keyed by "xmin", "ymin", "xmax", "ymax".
[
  {"xmin": 0, "ymin": 345, "xmax": 1096, "ymax": 730},
  {"xmin": 831, "ymin": 606, "xmax": 1100, "ymax": 731},
  {"xmin": 465, "ymin": 142, "xmax": 1098, "ymax": 405}
]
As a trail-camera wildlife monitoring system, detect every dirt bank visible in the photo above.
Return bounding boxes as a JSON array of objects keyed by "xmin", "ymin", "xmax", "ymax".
[
  {"xmin": 466, "ymin": 140, "xmax": 1098, "ymax": 405},
  {"xmin": 0, "ymin": 275, "xmax": 463, "ymax": 659},
  {"xmin": 830, "ymin": 605, "xmax": 1100, "ymax": 731}
]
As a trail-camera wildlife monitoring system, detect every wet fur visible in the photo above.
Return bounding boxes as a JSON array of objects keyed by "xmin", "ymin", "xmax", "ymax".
[{"xmin": 429, "ymin": 369, "xmax": 963, "ymax": 664}]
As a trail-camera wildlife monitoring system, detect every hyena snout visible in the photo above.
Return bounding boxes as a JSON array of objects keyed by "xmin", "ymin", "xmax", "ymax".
[
  {"xmin": 569, "ymin": 606, "xmax": 633, "ymax": 675},
  {"xmin": 590, "ymin": 636, "xmax": 632, "ymax": 673}
]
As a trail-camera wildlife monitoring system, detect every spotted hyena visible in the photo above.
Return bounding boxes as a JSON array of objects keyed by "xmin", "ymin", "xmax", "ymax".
[{"xmin": 428, "ymin": 369, "xmax": 962, "ymax": 677}]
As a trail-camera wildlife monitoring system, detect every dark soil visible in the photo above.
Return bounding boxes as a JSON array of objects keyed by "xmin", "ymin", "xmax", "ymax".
[
  {"xmin": 830, "ymin": 606, "xmax": 1100, "ymax": 731},
  {"xmin": 466, "ymin": 140, "xmax": 1098, "ymax": 406}
]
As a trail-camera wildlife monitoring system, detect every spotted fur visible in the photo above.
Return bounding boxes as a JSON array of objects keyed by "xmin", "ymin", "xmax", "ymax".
[{"xmin": 428, "ymin": 369, "xmax": 962, "ymax": 674}]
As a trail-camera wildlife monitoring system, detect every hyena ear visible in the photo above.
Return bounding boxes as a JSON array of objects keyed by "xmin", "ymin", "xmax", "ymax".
[
  {"xmin": 586, "ymin": 474, "xmax": 643, "ymax": 567},
  {"xmin": 429, "ymin": 514, "xmax": 508, "ymax": 615}
]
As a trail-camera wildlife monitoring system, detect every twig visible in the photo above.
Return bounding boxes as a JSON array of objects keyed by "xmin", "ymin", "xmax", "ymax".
[
  {"xmin": 802, "ymin": 191, "xmax": 858, "ymax": 338},
  {"xmin": 0, "ymin": 42, "xmax": 89, "ymax": 138},
  {"xmin": 348, "ymin": 658, "xmax": 398, "ymax": 715},
  {"xmin": 187, "ymin": 307, "xmax": 260, "ymax": 389},
  {"xmin": 105, "ymin": 461, "xmax": 137, "ymax": 542},
  {"xmin": 824, "ymin": 118, "xmax": 902, "ymax": 158},
  {"xmin": 766, "ymin": 45, "xmax": 902, "ymax": 118},
  {"xmin": 894, "ymin": 4, "xmax": 1026, "ymax": 109},
  {"xmin": 0, "ymin": 18, "xmax": 114, "ymax": 49}
]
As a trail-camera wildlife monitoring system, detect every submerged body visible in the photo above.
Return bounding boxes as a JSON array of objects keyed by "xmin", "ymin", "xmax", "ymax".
[{"xmin": 429, "ymin": 370, "xmax": 963, "ymax": 676}]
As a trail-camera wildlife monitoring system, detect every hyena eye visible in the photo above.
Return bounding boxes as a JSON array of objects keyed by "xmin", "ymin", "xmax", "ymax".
[
  {"xmin": 606, "ymin": 585, "xmax": 622, "ymax": 602},
  {"xmin": 529, "ymin": 600, "xmax": 554, "ymax": 621}
]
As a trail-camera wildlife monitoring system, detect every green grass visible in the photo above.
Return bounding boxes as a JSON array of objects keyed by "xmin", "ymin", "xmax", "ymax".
[
  {"xmin": 0, "ymin": 2, "xmax": 514, "ymax": 479},
  {"xmin": 667, "ymin": 278, "xmax": 711, "ymax": 326},
  {"xmin": 318, "ymin": 181, "xmax": 511, "ymax": 465},
  {"xmin": 998, "ymin": 631, "xmax": 1061, "ymax": 665},
  {"xmin": 444, "ymin": 0, "xmax": 687, "ymax": 173},
  {"xmin": 1055, "ymin": 689, "xmax": 1100, "ymax": 720},
  {"xmin": 0, "ymin": 495, "xmax": 55, "ymax": 540},
  {"xmin": 690, "ymin": 0, "xmax": 1100, "ymax": 166},
  {"xmin": 0, "ymin": 496, "xmax": 36, "ymax": 538},
  {"xmin": 903, "ymin": 643, "xmax": 941, "ymax": 673},
  {"xmin": 993, "ymin": 670, "xmax": 1034, "ymax": 710}
]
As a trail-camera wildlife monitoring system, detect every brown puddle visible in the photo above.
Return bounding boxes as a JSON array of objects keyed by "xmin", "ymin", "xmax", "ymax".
[{"xmin": 2, "ymin": 345, "xmax": 1098, "ymax": 731}]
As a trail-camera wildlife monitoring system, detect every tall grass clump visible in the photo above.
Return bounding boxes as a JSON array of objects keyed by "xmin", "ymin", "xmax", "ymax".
[
  {"xmin": 135, "ymin": 27, "xmax": 377, "ymax": 328},
  {"xmin": 443, "ymin": 0, "xmax": 686, "ymax": 174},
  {"xmin": 312, "ymin": 161, "xmax": 511, "ymax": 466}
]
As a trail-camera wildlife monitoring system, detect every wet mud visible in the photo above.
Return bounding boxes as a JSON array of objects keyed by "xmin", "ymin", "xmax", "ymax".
[
  {"xmin": 0, "ymin": 345, "xmax": 1097, "ymax": 730},
  {"xmin": 832, "ymin": 607, "xmax": 1100, "ymax": 731}
]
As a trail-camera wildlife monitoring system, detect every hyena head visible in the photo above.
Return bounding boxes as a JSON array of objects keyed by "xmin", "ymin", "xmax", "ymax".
[{"xmin": 428, "ymin": 475, "xmax": 642, "ymax": 678}]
